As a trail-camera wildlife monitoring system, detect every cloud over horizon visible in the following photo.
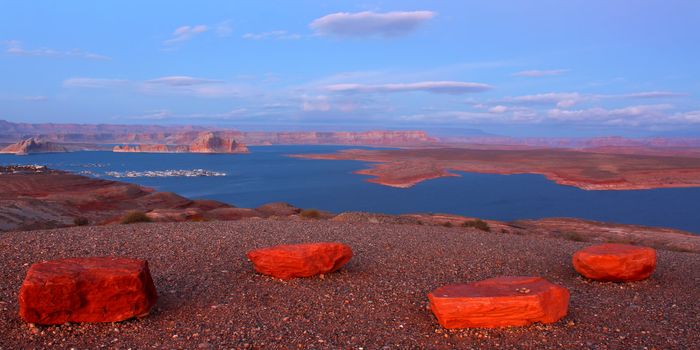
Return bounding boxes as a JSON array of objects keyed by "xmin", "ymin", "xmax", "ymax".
[
  {"xmin": 63, "ymin": 76, "xmax": 243, "ymax": 98},
  {"xmin": 326, "ymin": 81, "xmax": 491, "ymax": 94},
  {"xmin": 242, "ymin": 31, "xmax": 302, "ymax": 40},
  {"xmin": 513, "ymin": 69, "xmax": 569, "ymax": 77},
  {"xmin": 310, "ymin": 11, "xmax": 435, "ymax": 37},
  {"xmin": 4, "ymin": 40, "xmax": 110, "ymax": 60},
  {"xmin": 145, "ymin": 76, "xmax": 223, "ymax": 86}
]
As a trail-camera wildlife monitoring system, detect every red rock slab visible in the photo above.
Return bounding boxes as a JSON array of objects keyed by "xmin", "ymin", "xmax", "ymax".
[
  {"xmin": 428, "ymin": 276, "xmax": 570, "ymax": 329},
  {"xmin": 247, "ymin": 242, "xmax": 353, "ymax": 279},
  {"xmin": 19, "ymin": 257, "xmax": 158, "ymax": 325},
  {"xmin": 573, "ymin": 243, "xmax": 657, "ymax": 282}
]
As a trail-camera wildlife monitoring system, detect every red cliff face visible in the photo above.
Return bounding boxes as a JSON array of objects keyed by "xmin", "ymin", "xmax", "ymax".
[
  {"xmin": 189, "ymin": 132, "xmax": 249, "ymax": 153},
  {"xmin": 113, "ymin": 132, "xmax": 249, "ymax": 154},
  {"xmin": 0, "ymin": 138, "xmax": 69, "ymax": 155}
]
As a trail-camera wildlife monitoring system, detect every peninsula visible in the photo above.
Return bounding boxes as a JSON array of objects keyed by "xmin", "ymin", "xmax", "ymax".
[{"xmin": 295, "ymin": 147, "xmax": 700, "ymax": 190}]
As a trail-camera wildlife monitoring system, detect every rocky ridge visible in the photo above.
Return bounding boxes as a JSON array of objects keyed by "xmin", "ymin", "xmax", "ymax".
[
  {"xmin": 113, "ymin": 132, "xmax": 249, "ymax": 154},
  {"xmin": 0, "ymin": 138, "xmax": 70, "ymax": 155}
]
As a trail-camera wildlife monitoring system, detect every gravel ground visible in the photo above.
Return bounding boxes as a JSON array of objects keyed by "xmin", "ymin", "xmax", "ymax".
[{"xmin": 0, "ymin": 219, "xmax": 698, "ymax": 349}]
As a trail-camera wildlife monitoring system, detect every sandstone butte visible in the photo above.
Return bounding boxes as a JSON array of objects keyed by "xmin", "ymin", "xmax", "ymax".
[
  {"xmin": 0, "ymin": 137, "xmax": 69, "ymax": 155},
  {"xmin": 428, "ymin": 276, "xmax": 570, "ymax": 329},
  {"xmin": 246, "ymin": 242, "xmax": 353, "ymax": 280},
  {"xmin": 19, "ymin": 257, "xmax": 158, "ymax": 325},
  {"xmin": 113, "ymin": 132, "xmax": 249, "ymax": 154},
  {"xmin": 573, "ymin": 243, "xmax": 657, "ymax": 282}
]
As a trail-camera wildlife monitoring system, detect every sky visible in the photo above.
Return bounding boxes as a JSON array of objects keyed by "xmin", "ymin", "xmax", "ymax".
[{"xmin": 1, "ymin": 0, "xmax": 699, "ymax": 137}]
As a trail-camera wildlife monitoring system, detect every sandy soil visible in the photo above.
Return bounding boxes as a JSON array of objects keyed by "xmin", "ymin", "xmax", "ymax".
[{"xmin": 0, "ymin": 220, "xmax": 698, "ymax": 349}]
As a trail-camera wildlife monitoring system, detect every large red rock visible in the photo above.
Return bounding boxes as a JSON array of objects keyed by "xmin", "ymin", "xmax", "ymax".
[
  {"xmin": 573, "ymin": 243, "xmax": 657, "ymax": 281},
  {"xmin": 247, "ymin": 242, "xmax": 353, "ymax": 279},
  {"xmin": 19, "ymin": 257, "xmax": 158, "ymax": 324},
  {"xmin": 428, "ymin": 276, "xmax": 569, "ymax": 329}
]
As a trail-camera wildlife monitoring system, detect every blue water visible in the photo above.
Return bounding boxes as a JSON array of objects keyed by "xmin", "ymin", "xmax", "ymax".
[{"xmin": 2, "ymin": 145, "xmax": 700, "ymax": 233}]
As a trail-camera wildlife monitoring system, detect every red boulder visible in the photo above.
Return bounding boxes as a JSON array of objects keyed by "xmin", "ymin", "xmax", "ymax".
[
  {"xmin": 573, "ymin": 243, "xmax": 656, "ymax": 282},
  {"xmin": 428, "ymin": 276, "xmax": 569, "ymax": 329},
  {"xmin": 247, "ymin": 242, "xmax": 353, "ymax": 279},
  {"xmin": 19, "ymin": 257, "xmax": 158, "ymax": 324}
]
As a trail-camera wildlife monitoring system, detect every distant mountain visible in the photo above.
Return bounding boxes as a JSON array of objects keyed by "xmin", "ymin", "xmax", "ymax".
[
  {"xmin": 2, "ymin": 119, "xmax": 700, "ymax": 149},
  {"xmin": 0, "ymin": 120, "xmax": 438, "ymax": 147}
]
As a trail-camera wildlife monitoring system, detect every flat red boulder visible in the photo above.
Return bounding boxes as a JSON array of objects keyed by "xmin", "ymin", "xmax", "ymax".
[
  {"xmin": 19, "ymin": 257, "xmax": 158, "ymax": 325},
  {"xmin": 247, "ymin": 242, "xmax": 353, "ymax": 279},
  {"xmin": 573, "ymin": 243, "xmax": 656, "ymax": 282},
  {"xmin": 428, "ymin": 276, "xmax": 569, "ymax": 329}
]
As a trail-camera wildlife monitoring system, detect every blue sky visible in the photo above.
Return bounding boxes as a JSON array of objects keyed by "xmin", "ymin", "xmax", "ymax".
[{"xmin": 1, "ymin": 1, "xmax": 699, "ymax": 137}]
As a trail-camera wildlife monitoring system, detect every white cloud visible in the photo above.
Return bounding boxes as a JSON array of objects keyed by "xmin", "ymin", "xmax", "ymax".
[
  {"xmin": 124, "ymin": 110, "xmax": 172, "ymax": 120},
  {"xmin": 242, "ymin": 30, "xmax": 302, "ymax": 40},
  {"xmin": 547, "ymin": 104, "xmax": 674, "ymax": 125},
  {"xmin": 670, "ymin": 110, "xmax": 700, "ymax": 123},
  {"xmin": 502, "ymin": 92, "xmax": 585, "ymax": 108},
  {"xmin": 512, "ymin": 69, "xmax": 569, "ymax": 77},
  {"xmin": 616, "ymin": 91, "xmax": 688, "ymax": 99},
  {"xmin": 497, "ymin": 90, "xmax": 686, "ymax": 109},
  {"xmin": 0, "ymin": 94, "xmax": 48, "ymax": 101},
  {"xmin": 145, "ymin": 76, "xmax": 222, "ymax": 86},
  {"xmin": 326, "ymin": 81, "xmax": 491, "ymax": 94},
  {"xmin": 397, "ymin": 103, "xmax": 695, "ymax": 127},
  {"xmin": 163, "ymin": 25, "xmax": 209, "ymax": 45},
  {"xmin": 302, "ymin": 95, "xmax": 332, "ymax": 112},
  {"xmin": 4, "ymin": 40, "xmax": 110, "ymax": 60},
  {"xmin": 63, "ymin": 76, "xmax": 242, "ymax": 98},
  {"xmin": 310, "ymin": 11, "xmax": 435, "ymax": 37},
  {"xmin": 488, "ymin": 105, "xmax": 509, "ymax": 113},
  {"xmin": 63, "ymin": 78, "xmax": 129, "ymax": 88}
]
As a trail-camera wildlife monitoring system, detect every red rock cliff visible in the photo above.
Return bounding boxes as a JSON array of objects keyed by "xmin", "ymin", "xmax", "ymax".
[
  {"xmin": 189, "ymin": 132, "xmax": 249, "ymax": 153},
  {"xmin": 0, "ymin": 138, "xmax": 69, "ymax": 155},
  {"xmin": 112, "ymin": 132, "xmax": 249, "ymax": 154}
]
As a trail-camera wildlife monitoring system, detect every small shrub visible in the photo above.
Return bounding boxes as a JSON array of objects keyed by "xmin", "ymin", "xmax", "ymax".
[
  {"xmin": 189, "ymin": 215, "xmax": 209, "ymax": 222},
  {"xmin": 560, "ymin": 231, "xmax": 587, "ymax": 242},
  {"xmin": 73, "ymin": 217, "xmax": 89, "ymax": 226},
  {"xmin": 605, "ymin": 237, "xmax": 635, "ymax": 245},
  {"xmin": 461, "ymin": 219, "xmax": 491, "ymax": 232},
  {"xmin": 668, "ymin": 246, "xmax": 694, "ymax": 253},
  {"xmin": 442, "ymin": 221, "xmax": 454, "ymax": 228},
  {"xmin": 300, "ymin": 209, "xmax": 321, "ymax": 219},
  {"xmin": 120, "ymin": 211, "xmax": 152, "ymax": 224}
]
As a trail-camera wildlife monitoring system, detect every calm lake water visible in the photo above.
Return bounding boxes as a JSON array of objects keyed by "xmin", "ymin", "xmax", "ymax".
[{"xmin": 2, "ymin": 145, "xmax": 700, "ymax": 233}]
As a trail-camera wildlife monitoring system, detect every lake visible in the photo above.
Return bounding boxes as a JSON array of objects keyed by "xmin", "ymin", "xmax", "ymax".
[{"xmin": 2, "ymin": 145, "xmax": 700, "ymax": 233}]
